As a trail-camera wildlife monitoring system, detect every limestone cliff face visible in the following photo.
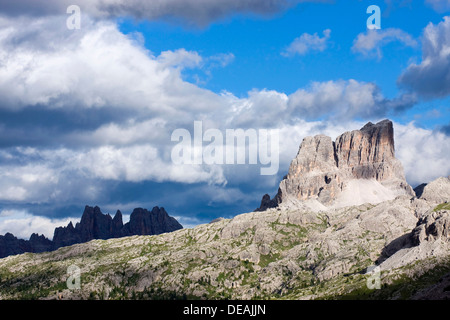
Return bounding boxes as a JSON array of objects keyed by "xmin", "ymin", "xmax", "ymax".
[
  {"xmin": 334, "ymin": 120, "xmax": 408, "ymax": 186},
  {"xmin": 261, "ymin": 119, "xmax": 414, "ymax": 210},
  {"xmin": 278, "ymin": 134, "xmax": 341, "ymax": 205},
  {"xmin": 335, "ymin": 120, "xmax": 395, "ymax": 170}
]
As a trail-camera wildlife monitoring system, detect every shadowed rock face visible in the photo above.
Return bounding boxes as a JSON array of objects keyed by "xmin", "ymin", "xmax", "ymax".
[
  {"xmin": 122, "ymin": 207, "xmax": 183, "ymax": 236},
  {"xmin": 258, "ymin": 119, "xmax": 414, "ymax": 210},
  {"xmin": 0, "ymin": 232, "xmax": 53, "ymax": 259},
  {"xmin": 0, "ymin": 205, "xmax": 183, "ymax": 258},
  {"xmin": 53, "ymin": 206, "xmax": 183, "ymax": 249}
]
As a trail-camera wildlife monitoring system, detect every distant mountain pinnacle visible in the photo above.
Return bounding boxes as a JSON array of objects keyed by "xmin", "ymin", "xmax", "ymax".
[
  {"xmin": 52, "ymin": 205, "xmax": 183, "ymax": 249},
  {"xmin": 257, "ymin": 119, "xmax": 414, "ymax": 211},
  {"xmin": 0, "ymin": 205, "xmax": 183, "ymax": 259}
]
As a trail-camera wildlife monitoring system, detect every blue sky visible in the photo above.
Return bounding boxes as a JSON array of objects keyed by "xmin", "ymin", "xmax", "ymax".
[
  {"xmin": 119, "ymin": 1, "xmax": 400, "ymax": 95},
  {"xmin": 0, "ymin": 0, "xmax": 449, "ymax": 238},
  {"xmin": 118, "ymin": 0, "xmax": 450, "ymax": 126}
]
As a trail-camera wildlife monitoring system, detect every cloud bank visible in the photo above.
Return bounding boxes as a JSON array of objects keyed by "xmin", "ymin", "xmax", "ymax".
[
  {"xmin": 398, "ymin": 16, "xmax": 450, "ymax": 99},
  {"xmin": 0, "ymin": 14, "xmax": 436, "ymax": 210},
  {"xmin": 0, "ymin": 4, "xmax": 449, "ymax": 235},
  {"xmin": 0, "ymin": 0, "xmax": 326, "ymax": 26}
]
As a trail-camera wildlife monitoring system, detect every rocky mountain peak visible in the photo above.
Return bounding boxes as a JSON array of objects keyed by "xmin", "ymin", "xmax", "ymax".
[
  {"xmin": 123, "ymin": 207, "xmax": 183, "ymax": 236},
  {"xmin": 335, "ymin": 118, "xmax": 395, "ymax": 169},
  {"xmin": 258, "ymin": 119, "xmax": 414, "ymax": 211}
]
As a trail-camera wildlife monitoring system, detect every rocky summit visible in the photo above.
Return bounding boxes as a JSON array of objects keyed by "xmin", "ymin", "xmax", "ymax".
[
  {"xmin": 0, "ymin": 120, "xmax": 449, "ymax": 300},
  {"xmin": 257, "ymin": 119, "xmax": 414, "ymax": 211}
]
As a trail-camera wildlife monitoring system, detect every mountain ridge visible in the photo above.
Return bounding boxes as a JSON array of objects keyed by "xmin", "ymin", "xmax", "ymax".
[
  {"xmin": 0, "ymin": 205, "xmax": 183, "ymax": 258},
  {"xmin": 0, "ymin": 177, "xmax": 448, "ymax": 299},
  {"xmin": 0, "ymin": 119, "xmax": 449, "ymax": 300}
]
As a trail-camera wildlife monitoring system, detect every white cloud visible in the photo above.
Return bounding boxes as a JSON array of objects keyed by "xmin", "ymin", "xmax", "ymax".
[
  {"xmin": 287, "ymin": 79, "xmax": 415, "ymax": 120},
  {"xmin": 70, "ymin": 118, "xmax": 169, "ymax": 146},
  {"xmin": 0, "ymin": 14, "xmax": 417, "ymax": 203},
  {"xmin": 73, "ymin": 145, "xmax": 227, "ymax": 185},
  {"xmin": 207, "ymin": 53, "xmax": 235, "ymax": 68},
  {"xmin": 282, "ymin": 29, "xmax": 331, "ymax": 56},
  {"xmin": 172, "ymin": 215, "xmax": 203, "ymax": 229},
  {"xmin": 0, "ymin": 13, "xmax": 434, "ymax": 213},
  {"xmin": 398, "ymin": 16, "xmax": 450, "ymax": 99},
  {"xmin": 395, "ymin": 121, "xmax": 450, "ymax": 186},
  {"xmin": 0, "ymin": 15, "xmax": 224, "ymax": 114},
  {"xmin": 0, "ymin": 210, "xmax": 78, "ymax": 239},
  {"xmin": 157, "ymin": 48, "xmax": 203, "ymax": 70},
  {"xmin": 352, "ymin": 28, "xmax": 417, "ymax": 59},
  {"xmin": 0, "ymin": 144, "xmax": 227, "ymax": 204}
]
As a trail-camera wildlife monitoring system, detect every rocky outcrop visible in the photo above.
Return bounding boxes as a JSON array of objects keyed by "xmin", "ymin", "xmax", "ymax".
[
  {"xmin": 410, "ymin": 179, "xmax": 450, "ymax": 247},
  {"xmin": 122, "ymin": 207, "xmax": 183, "ymax": 236},
  {"xmin": 28, "ymin": 233, "xmax": 53, "ymax": 253},
  {"xmin": 112, "ymin": 210, "xmax": 124, "ymax": 237},
  {"xmin": 258, "ymin": 119, "xmax": 414, "ymax": 210},
  {"xmin": 277, "ymin": 134, "xmax": 341, "ymax": 206},
  {"xmin": 52, "ymin": 206, "xmax": 124, "ymax": 248},
  {"xmin": 0, "ymin": 232, "xmax": 53, "ymax": 259},
  {"xmin": 0, "ymin": 233, "xmax": 29, "ymax": 258},
  {"xmin": 415, "ymin": 176, "xmax": 450, "ymax": 204},
  {"xmin": 0, "ymin": 205, "xmax": 183, "ymax": 258},
  {"xmin": 413, "ymin": 183, "xmax": 427, "ymax": 198},
  {"xmin": 255, "ymin": 194, "xmax": 278, "ymax": 212},
  {"xmin": 1, "ymin": 173, "xmax": 449, "ymax": 300},
  {"xmin": 3, "ymin": 189, "xmax": 448, "ymax": 300},
  {"xmin": 411, "ymin": 209, "xmax": 450, "ymax": 245}
]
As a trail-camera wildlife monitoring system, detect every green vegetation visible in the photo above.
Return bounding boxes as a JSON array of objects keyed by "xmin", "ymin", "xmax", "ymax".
[
  {"xmin": 337, "ymin": 258, "xmax": 450, "ymax": 300},
  {"xmin": 1, "ymin": 206, "xmax": 449, "ymax": 301},
  {"xmin": 434, "ymin": 202, "xmax": 450, "ymax": 212},
  {"xmin": 258, "ymin": 252, "xmax": 281, "ymax": 268}
]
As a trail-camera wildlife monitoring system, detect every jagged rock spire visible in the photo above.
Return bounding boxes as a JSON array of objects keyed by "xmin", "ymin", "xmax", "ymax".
[{"xmin": 258, "ymin": 119, "xmax": 414, "ymax": 211}]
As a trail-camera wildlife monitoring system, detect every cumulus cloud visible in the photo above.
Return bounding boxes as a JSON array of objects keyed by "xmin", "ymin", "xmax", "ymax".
[
  {"xmin": 157, "ymin": 49, "xmax": 203, "ymax": 70},
  {"xmin": 282, "ymin": 29, "xmax": 331, "ymax": 56},
  {"xmin": 0, "ymin": 145, "xmax": 227, "ymax": 206},
  {"xmin": 0, "ymin": 10, "xmax": 443, "ymax": 238},
  {"xmin": 0, "ymin": 15, "xmax": 227, "ymax": 114},
  {"xmin": 0, "ymin": 209, "xmax": 78, "ymax": 239},
  {"xmin": 395, "ymin": 122, "xmax": 450, "ymax": 186},
  {"xmin": 0, "ymin": 14, "xmax": 418, "ymax": 206},
  {"xmin": 398, "ymin": 16, "xmax": 450, "ymax": 99},
  {"xmin": 287, "ymin": 80, "xmax": 416, "ymax": 120},
  {"xmin": 352, "ymin": 28, "xmax": 417, "ymax": 59},
  {"xmin": 0, "ymin": 0, "xmax": 325, "ymax": 26},
  {"xmin": 221, "ymin": 79, "xmax": 417, "ymax": 130}
]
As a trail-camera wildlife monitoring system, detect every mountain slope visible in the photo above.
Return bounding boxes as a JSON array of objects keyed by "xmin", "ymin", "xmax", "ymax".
[
  {"xmin": 1, "ymin": 120, "xmax": 449, "ymax": 300},
  {"xmin": 0, "ymin": 186, "xmax": 448, "ymax": 300}
]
